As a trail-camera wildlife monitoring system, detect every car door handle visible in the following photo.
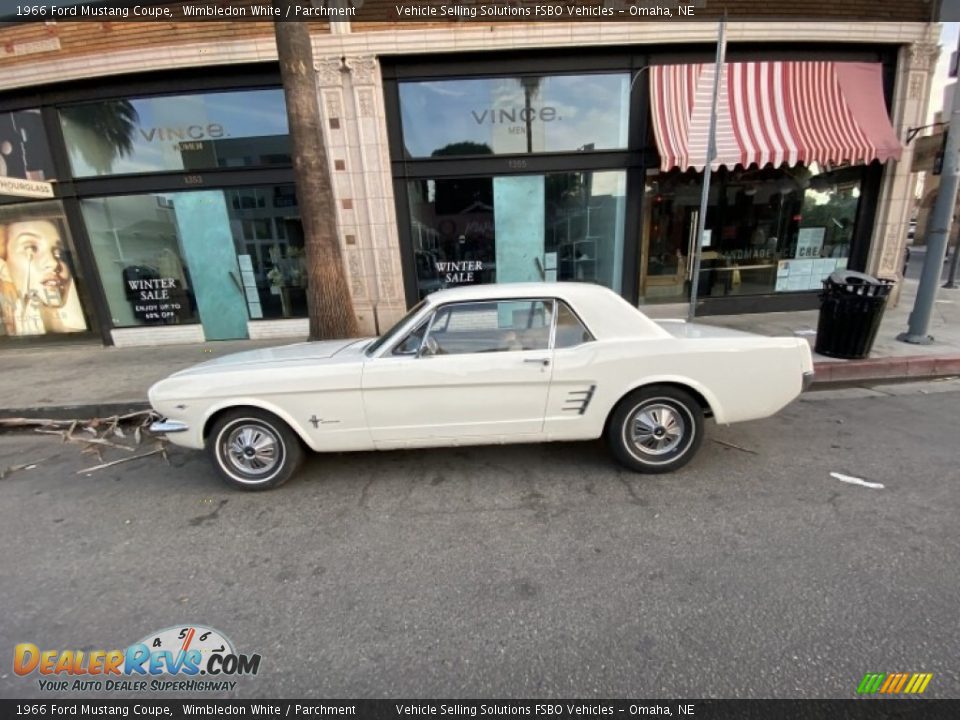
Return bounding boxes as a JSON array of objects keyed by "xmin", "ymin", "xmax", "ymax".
[{"xmin": 523, "ymin": 358, "xmax": 551, "ymax": 366}]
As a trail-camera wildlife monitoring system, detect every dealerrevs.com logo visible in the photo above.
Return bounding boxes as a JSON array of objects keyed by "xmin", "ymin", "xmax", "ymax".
[{"xmin": 13, "ymin": 625, "xmax": 261, "ymax": 692}]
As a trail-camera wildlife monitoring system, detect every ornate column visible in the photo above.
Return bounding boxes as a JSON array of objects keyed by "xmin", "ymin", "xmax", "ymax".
[
  {"xmin": 868, "ymin": 36, "xmax": 940, "ymax": 305},
  {"xmin": 344, "ymin": 55, "xmax": 407, "ymax": 331},
  {"xmin": 312, "ymin": 49, "xmax": 406, "ymax": 336}
]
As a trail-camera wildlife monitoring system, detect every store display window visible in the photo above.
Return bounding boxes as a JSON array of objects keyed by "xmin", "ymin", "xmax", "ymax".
[
  {"xmin": 641, "ymin": 164, "xmax": 862, "ymax": 302},
  {"xmin": 82, "ymin": 185, "xmax": 306, "ymax": 339},
  {"xmin": 408, "ymin": 171, "xmax": 625, "ymax": 299}
]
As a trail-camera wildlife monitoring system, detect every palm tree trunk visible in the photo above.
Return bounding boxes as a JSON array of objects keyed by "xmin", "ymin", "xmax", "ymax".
[{"xmin": 274, "ymin": 1, "xmax": 358, "ymax": 340}]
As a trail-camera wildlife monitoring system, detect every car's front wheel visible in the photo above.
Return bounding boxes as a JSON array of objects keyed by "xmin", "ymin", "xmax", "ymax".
[
  {"xmin": 207, "ymin": 409, "xmax": 304, "ymax": 490},
  {"xmin": 608, "ymin": 386, "xmax": 704, "ymax": 473}
]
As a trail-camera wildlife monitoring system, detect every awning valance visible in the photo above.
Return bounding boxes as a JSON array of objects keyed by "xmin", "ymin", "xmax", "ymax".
[{"xmin": 650, "ymin": 61, "xmax": 902, "ymax": 172}]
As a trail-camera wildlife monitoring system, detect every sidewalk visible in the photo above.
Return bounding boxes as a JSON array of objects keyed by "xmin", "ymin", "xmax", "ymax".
[{"xmin": 1, "ymin": 278, "xmax": 957, "ymax": 420}]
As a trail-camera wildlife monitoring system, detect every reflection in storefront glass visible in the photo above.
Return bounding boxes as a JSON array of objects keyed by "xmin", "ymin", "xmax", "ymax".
[
  {"xmin": 399, "ymin": 74, "xmax": 629, "ymax": 157},
  {"xmin": 0, "ymin": 201, "xmax": 89, "ymax": 337},
  {"xmin": 642, "ymin": 164, "xmax": 862, "ymax": 302},
  {"xmin": 408, "ymin": 171, "xmax": 625, "ymax": 299},
  {"xmin": 60, "ymin": 89, "xmax": 290, "ymax": 177}
]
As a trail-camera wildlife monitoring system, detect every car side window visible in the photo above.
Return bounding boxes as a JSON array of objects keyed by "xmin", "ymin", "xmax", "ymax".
[
  {"xmin": 423, "ymin": 300, "xmax": 552, "ymax": 355},
  {"xmin": 554, "ymin": 301, "xmax": 593, "ymax": 349}
]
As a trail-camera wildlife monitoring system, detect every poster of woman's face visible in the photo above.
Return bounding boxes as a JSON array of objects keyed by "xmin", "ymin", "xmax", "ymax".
[
  {"xmin": 0, "ymin": 109, "xmax": 55, "ymax": 182},
  {"xmin": 0, "ymin": 204, "xmax": 88, "ymax": 336}
]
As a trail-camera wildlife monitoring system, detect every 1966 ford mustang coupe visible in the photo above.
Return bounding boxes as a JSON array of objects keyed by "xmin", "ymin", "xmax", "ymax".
[{"xmin": 149, "ymin": 282, "xmax": 814, "ymax": 490}]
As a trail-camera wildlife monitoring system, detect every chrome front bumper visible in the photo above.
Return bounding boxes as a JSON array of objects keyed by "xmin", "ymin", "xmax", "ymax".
[
  {"xmin": 802, "ymin": 371, "xmax": 816, "ymax": 391},
  {"xmin": 149, "ymin": 419, "xmax": 189, "ymax": 434}
]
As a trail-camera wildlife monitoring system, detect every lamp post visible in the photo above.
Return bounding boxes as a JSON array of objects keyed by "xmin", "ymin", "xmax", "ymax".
[
  {"xmin": 688, "ymin": 16, "xmax": 727, "ymax": 323},
  {"xmin": 899, "ymin": 34, "xmax": 960, "ymax": 343}
]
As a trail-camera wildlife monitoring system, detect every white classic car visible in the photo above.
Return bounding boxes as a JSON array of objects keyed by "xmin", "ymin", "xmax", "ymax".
[{"xmin": 149, "ymin": 282, "xmax": 814, "ymax": 490}]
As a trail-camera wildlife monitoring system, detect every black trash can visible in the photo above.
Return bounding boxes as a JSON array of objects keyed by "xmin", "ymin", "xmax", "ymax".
[{"xmin": 815, "ymin": 270, "xmax": 894, "ymax": 359}]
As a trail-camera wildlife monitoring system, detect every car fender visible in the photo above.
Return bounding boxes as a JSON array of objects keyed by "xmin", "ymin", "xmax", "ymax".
[
  {"xmin": 615, "ymin": 374, "xmax": 727, "ymax": 425},
  {"xmin": 200, "ymin": 396, "xmax": 314, "ymax": 448}
]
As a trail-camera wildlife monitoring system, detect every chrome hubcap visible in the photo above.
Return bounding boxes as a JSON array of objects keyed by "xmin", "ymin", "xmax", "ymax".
[
  {"xmin": 630, "ymin": 403, "xmax": 685, "ymax": 456},
  {"xmin": 224, "ymin": 424, "xmax": 280, "ymax": 475}
]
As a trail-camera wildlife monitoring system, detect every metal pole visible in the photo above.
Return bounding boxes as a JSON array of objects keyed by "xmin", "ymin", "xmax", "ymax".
[
  {"xmin": 688, "ymin": 17, "xmax": 727, "ymax": 323},
  {"xmin": 899, "ymin": 38, "xmax": 960, "ymax": 343}
]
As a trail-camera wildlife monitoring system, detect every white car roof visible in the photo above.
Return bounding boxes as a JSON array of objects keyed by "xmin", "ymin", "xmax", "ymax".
[{"xmin": 424, "ymin": 282, "xmax": 669, "ymax": 340}]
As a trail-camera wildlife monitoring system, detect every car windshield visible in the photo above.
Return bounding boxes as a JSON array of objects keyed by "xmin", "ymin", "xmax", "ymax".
[{"xmin": 365, "ymin": 299, "xmax": 428, "ymax": 357}]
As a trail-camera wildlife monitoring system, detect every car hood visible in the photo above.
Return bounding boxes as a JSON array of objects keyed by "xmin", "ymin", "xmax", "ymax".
[{"xmin": 170, "ymin": 338, "xmax": 371, "ymax": 376}]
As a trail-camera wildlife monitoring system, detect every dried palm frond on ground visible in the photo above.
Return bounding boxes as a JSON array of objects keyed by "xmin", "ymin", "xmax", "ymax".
[{"xmin": 0, "ymin": 410, "xmax": 172, "ymax": 477}]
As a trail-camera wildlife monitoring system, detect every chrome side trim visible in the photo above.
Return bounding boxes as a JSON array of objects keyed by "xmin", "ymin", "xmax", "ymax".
[{"xmin": 150, "ymin": 420, "xmax": 189, "ymax": 434}]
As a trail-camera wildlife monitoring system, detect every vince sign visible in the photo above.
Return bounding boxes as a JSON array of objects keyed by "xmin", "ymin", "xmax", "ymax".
[
  {"xmin": 471, "ymin": 106, "xmax": 559, "ymax": 137},
  {"xmin": 138, "ymin": 123, "xmax": 226, "ymax": 142},
  {"xmin": 471, "ymin": 107, "xmax": 559, "ymax": 125}
]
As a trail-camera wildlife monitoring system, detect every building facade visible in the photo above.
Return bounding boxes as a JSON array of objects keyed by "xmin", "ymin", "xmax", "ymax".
[{"xmin": 0, "ymin": 3, "xmax": 941, "ymax": 346}]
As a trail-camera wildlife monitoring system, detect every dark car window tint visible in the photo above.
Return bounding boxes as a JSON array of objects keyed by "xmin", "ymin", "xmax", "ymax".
[{"xmin": 554, "ymin": 301, "xmax": 593, "ymax": 348}]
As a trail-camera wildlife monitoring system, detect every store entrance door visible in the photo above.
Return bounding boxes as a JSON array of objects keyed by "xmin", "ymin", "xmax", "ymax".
[{"xmin": 169, "ymin": 191, "xmax": 249, "ymax": 341}]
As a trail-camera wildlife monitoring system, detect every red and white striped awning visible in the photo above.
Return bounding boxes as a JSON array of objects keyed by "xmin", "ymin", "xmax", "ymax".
[{"xmin": 650, "ymin": 61, "xmax": 902, "ymax": 172}]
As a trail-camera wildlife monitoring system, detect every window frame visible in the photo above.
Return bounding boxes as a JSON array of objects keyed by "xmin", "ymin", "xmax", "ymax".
[{"xmin": 554, "ymin": 299, "xmax": 596, "ymax": 349}]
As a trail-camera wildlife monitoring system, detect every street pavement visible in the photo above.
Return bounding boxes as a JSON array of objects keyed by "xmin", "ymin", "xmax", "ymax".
[
  {"xmin": 1, "ymin": 379, "xmax": 958, "ymax": 699},
  {"xmin": 904, "ymin": 245, "xmax": 955, "ymax": 282}
]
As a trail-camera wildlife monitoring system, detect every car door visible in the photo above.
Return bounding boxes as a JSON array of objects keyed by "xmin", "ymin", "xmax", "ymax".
[{"xmin": 361, "ymin": 298, "xmax": 555, "ymax": 447}]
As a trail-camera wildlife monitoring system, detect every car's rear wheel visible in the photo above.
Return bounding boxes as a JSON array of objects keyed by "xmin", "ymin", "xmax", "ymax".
[
  {"xmin": 206, "ymin": 409, "xmax": 303, "ymax": 491},
  {"xmin": 608, "ymin": 386, "xmax": 704, "ymax": 473}
]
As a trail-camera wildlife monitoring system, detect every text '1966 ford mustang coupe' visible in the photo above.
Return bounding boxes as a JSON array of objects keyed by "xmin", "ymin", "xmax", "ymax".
[{"xmin": 149, "ymin": 282, "xmax": 815, "ymax": 490}]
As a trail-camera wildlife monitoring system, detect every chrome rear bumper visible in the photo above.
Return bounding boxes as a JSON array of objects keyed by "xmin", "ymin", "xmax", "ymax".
[
  {"xmin": 150, "ymin": 419, "xmax": 189, "ymax": 434},
  {"xmin": 802, "ymin": 371, "xmax": 816, "ymax": 391}
]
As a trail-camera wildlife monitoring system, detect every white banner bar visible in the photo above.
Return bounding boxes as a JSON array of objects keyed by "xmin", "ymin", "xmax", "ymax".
[{"xmin": 0, "ymin": 177, "xmax": 55, "ymax": 199}]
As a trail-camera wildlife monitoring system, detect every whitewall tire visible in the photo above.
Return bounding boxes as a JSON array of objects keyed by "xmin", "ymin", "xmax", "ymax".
[
  {"xmin": 608, "ymin": 386, "xmax": 704, "ymax": 474},
  {"xmin": 206, "ymin": 409, "xmax": 304, "ymax": 490}
]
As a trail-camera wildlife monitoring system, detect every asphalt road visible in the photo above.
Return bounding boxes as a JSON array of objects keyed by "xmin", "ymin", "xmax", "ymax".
[{"xmin": 1, "ymin": 381, "xmax": 958, "ymax": 700}]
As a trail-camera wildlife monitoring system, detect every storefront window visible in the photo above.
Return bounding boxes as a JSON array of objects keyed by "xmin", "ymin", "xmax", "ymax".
[
  {"xmin": 408, "ymin": 170, "xmax": 625, "ymax": 299},
  {"xmin": 641, "ymin": 164, "xmax": 861, "ymax": 302},
  {"xmin": 82, "ymin": 195, "xmax": 200, "ymax": 329},
  {"xmin": 225, "ymin": 185, "xmax": 307, "ymax": 321},
  {"xmin": 1, "ymin": 109, "xmax": 55, "ymax": 184},
  {"xmin": 60, "ymin": 89, "xmax": 290, "ymax": 177},
  {"xmin": 81, "ymin": 185, "xmax": 305, "ymax": 335},
  {"xmin": 398, "ymin": 74, "xmax": 629, "ymax": 157},
  {"xmin": 0, "ymin": 201, "xmax": 90, "ymax": 337}
]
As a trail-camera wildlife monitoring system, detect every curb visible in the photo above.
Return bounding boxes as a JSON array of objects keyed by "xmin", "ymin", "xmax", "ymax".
[
  {"xmin": 0, "ymin": 402, "xmax": 151, "ymax": 422},
  {"xmin": 812, "ymin": 355, "xmax": 960, "ymax": 385}
]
